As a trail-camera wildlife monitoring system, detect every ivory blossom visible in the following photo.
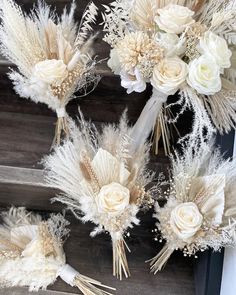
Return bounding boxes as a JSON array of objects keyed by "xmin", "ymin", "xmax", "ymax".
[
  {"xmin": 187, "ymin": 55, "xmax": 222, "ymax": 95},
  {"xmin": 199, "ymin": 31, "xmax": 232, "ymax": 70},
  {"xmin": 120, "ymin": 68, "xmax": 146, "ymax": 94},
  {"xmin": 151, "ymin": 57, "xmax": 188, "ymax": 95},
  {"xmin": 96, "ymin": 182, "xmax": 130, "ymax": 215},
  {"xmin": 155, "ymin": 4, "xmax": 195, "ymax": 34},
  {"xmin": 170, "ymin": 202, "xmax": 203, "ymax": 242},
  {"xmin": 33, "ymin": 59, "xmax": 68, "ymax": 85}
]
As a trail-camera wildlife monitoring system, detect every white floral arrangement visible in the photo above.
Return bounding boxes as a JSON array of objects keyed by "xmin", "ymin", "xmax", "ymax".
[
  {"xmin": 102, "ymin": 0, "xmax": 236, "ymax": 153},
  {"xmin": 44, "ymin": 112, "xmax": 158, "ymax": 280},
  {"xmin": 0, "ymin": 207, "xmax": 114, "ymax": 294},
  {"xmin": 0, "ymin": 0, "xmax": 99, "ymax": 145},
  {"xmin": 149, "ymin": 141, "xmax": 236, "ymax": 274}
]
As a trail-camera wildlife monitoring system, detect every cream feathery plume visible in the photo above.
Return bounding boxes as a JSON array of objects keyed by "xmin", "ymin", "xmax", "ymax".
[{"xmin": 0, "ymin": 207, "xmax": 115, "ymax": 294}]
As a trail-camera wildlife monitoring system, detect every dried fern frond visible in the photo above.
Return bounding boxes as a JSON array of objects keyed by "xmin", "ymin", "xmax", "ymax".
[{"xmin": 75, "ymin": 1, "xmax": 98, "ymax": 48}]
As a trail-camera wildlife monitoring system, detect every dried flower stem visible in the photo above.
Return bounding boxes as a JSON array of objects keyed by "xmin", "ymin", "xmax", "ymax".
[
  {"xmin": 53, "ymin": 117, "xmax": 69, "ymax": 146},
  {"xmin": 149, "ymin": 245, "xmax": 174, "ymax": 274},
  {"xmin": 112, "ymin": 238, "xmax": 131, "ymax": 280},
  {"xmin": 74, "ymin": 274, "xmax": 115, "ymax": 295}
]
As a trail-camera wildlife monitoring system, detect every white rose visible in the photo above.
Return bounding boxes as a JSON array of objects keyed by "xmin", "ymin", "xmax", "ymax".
[
  {"xmin": 156, "ymin": 33, "xmax": 186, "ymax": 57},
  {"xmin": 170, "ymin": 202, "xmax": 203, "ymax": 242},
  {"xmin": 121, "ymin": 68, "xmax": 146, "ymax": 94},
  {"xmin": 187, "ymin": 55, "xmax": 222, "ymax": 95},
  {"xmin": 107, "ymin": 48, "xmax": 122, "ymax": 75},
  {"xmin": 151, "ymin": 57, "xmax": 188, "ymax": 95},
  {"xmin": 199, "ymin": 31, "xmax": 232, "ymax": 70},
  {"xmin": 33, "ymin": 59, "xmax": 68, "ymax": 85},
  {"xmin": 96, "ymin": 182, "xmax": 130, "ymax": 215},
  {"xmin": 155, "ymin": 4, "xmax": 195, "ymax": 34}
]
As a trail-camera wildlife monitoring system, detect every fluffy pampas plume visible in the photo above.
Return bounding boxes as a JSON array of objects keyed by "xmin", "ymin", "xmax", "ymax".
[
  {"xmin": 0, "ymin": 207, "xmax": 114, "ymax": 294},
  {"xmin": 44, "ymin": 112, "xmax": 159, "ymax": 280},
  {"xmin": 102, "ymin": 0, "xmax": 236, "ymax": 155},
  {"xmin": 149, "ymin": 139, "xmax": 236, "ymax": 273},
  {"xmin": 0, "ymin": 0, "xmax": 99, "ymax": 145}
]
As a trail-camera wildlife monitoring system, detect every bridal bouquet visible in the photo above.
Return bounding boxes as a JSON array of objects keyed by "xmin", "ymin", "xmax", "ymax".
[
  {"xmin": 102, "ymin": 0, "xmax": 236, "ymax": 153},
  {"xmin": 44, "ymin": 112, "xmax": 157, "ymax": 279},
  {"xmin": 0, "ymin": 0, "xmax": 99, "ymax": 145},
  {"xmin": 0, "ymin": 207, "xmax": 114, "ymax": 294},
  {"xmin": 149, "ymin": 141, "xmax": 236, "ymax": 273}
]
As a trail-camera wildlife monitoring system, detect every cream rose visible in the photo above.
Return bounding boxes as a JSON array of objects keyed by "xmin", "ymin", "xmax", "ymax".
[
  {"xmin": 33, "ymin": 59, "xmax": 68, "ymax": 85},
  {"xmin": 170, "ymin": 202, "xmax": 203, "ymax": 242},
  {"xmin": 187, "ymin": 55, "xmax": 222, "ymax": 95},
  {"xmin": 156, "ymin": 32, "xmax": 186, "ymax": 57},
  {"xmin": 151, "ymin": 57, "xmax": 188, "ymax": 95},
  {"xmin": 155, "ymin": 4, "xmax": 195, "ymax": 34},
  {"xmin": 96, "ymin": 182, "xmax": 130, "ymax": 215},
  {"xmin": 199, "ymin": 31, "xmax": 232, "ymax": 69}
]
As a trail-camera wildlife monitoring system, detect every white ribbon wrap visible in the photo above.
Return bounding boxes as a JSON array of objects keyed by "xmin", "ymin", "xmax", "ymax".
[
  {"xmin": 130, "ymin": 88, "xmax": 168, "ymax": 153},
  {"xmin": 58, "ymin": 264, "xmax": 79, "ymax": 286},
  {"xmin": 56, "ymin": 107, "xmax": 66, "ymax": 118}
]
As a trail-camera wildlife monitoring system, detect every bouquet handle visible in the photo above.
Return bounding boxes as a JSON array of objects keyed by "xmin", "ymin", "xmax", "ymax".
[
  {"xmin": 58, "ymin": 264, "xmax": 115, "ymax": 295},
  {"xmin": 112, "ymin": 237, "xmax": 131, "ymax": 280},
  {"xmin": 52, "ymin": 107, "xmax": 70, "ymax": 146},
  {"xmin": 130, "ymin": 88, "xmax": 168, "ymax": 153}
]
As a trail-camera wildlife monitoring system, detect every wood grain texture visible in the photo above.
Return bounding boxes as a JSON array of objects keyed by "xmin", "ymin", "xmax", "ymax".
[{"xmin": 0, "ymin": 212, "xmax": 195, "ymax": 295}]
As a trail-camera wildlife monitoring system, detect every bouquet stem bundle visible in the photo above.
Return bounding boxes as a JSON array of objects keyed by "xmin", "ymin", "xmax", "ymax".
[
  {"xmin": 112, "ymin": 238, "xmax": 131, "ymax": 280},
  {"xmin": 59, "ymin": 264, "xmax": 115, "ymax": 295},
  {"xmin": 54, "ymin": 115, "xmax": 69, "ymax": 146}
]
